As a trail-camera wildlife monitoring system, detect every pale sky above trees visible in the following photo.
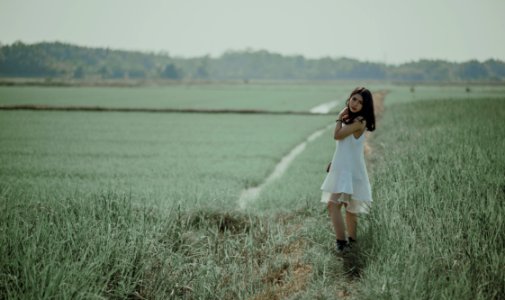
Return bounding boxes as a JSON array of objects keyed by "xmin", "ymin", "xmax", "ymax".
[{"xmin": 1, "ymin": 0, "xmax": 504, "ymax": 64}]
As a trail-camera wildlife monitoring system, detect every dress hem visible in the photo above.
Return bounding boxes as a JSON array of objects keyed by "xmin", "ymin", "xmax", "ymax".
[
  {"xmin": 319, "ymin": 191, "xmax": 372, "ymax": 214},
  {"xmin": 320, "ymin": 188, "xmax": 372, "ymax": 203}
]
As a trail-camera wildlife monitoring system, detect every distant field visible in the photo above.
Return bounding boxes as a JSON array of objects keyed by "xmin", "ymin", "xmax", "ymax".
[
  {"xmin": 1, "ymin": 83, "xmax": 504, "ymax": 299},
  {"xmin": 0, "ymin": 110, "xmax": 331, "ymax": 210},
  {"xmin": 0, "ymin": 83, "xmax": 356, "ymax": 112},
  {"xmin": 3, "ymin": 83, "xmax": 503, "ymax": 111},
  {"xmin": 377, "ymin": 84, "xmax": 505, "ymax": 105}
]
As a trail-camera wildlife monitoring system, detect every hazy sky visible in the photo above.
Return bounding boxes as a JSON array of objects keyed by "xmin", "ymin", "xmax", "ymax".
[{"xmin": 1, "ymin": 0, "xmax": 504, "ymax": 64}]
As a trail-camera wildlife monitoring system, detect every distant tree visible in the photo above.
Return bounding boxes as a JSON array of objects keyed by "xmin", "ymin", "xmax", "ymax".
[
  {"xmin": 111, "ymin": 68, "xmax": 125, "ymax": 79},
  {"xmin": 128, "ymin": 69, "xmax": 146, "ymax": 79},
  {"xmin": 195, "ymin": 65, "xmax": 209, "ymax": 79},
  {"xmin": 458, "ymin": 60, "xmax": 489, "ymax": 80},
  {"xmin": 195, "ymin": 57, "xmax": 210, "ymax": 79},
  {"xmin": 484, "ymin": 59, "xmax": 505, "ymax": 79},
  {"xmin": 73, "ymin": 66, "xmax": 85, "ymax": 79},
  {"xmin": 161, "ymin": 63, "xmax": 182, "ymax": 79},
  {"xmin": 412, "ymin": 59, "xmax": 453, "ymax": 81},
  {"xmin": 98, "ymin": 66, "xmax": 110, "ymax": 78},
  {"xmin": 1, "ymin": 41, "xmax": 505, "ymax": 81}
]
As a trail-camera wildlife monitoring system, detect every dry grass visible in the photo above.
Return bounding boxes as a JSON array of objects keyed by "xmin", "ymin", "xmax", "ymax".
[{"xmin": 243, "ymin": 210, "xmax": 313, "ymax": 299}]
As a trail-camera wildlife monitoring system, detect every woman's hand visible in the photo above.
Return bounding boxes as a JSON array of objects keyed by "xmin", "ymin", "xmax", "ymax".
[{"xmin": 338, "ymin": 107, "xmax": 349, "ymax": 121}]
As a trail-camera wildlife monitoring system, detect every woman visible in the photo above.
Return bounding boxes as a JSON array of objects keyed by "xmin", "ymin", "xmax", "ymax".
[{"xmin": 321, "ymin": 87, "xmax": 376, "ymax": 253}]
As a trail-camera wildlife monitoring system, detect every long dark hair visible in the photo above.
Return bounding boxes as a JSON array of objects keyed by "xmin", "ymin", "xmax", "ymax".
[{"xmin": 343, "ymin": 87, "xmax": 376, "ymax": 132}]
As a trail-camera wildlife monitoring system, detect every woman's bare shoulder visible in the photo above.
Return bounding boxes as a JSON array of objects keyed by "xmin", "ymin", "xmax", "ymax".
[{"xmin": 353, "ymin": 117, "xmax": 367, "ymax": 128}]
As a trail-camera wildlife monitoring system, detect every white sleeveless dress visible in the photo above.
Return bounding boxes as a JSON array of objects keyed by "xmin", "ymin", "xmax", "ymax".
[{"xmin": 320, "ymin": 127, "xmax": 372, "ymax": 213}]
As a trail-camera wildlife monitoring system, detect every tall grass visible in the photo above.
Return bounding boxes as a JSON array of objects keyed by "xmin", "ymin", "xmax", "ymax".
[
  {"xmin": 249, "ymin": 96, "xmax": 505, "ymax": 299},
  {"xmin": 357, "ymin": 97, "xmax": 505, "ymax": 299},
  {"xmin": 0, "ymin": 109, "xmax": 333, "ymax": 298},
  {"xmin": 1, "ymin": 187, "xmax": 313, "ymax": 299},
  {"xmin": 0, "ymin": 109, "xmax": 335, "ymax": 298},
  {"xmin": 1, "ymin": 85, "xmax": 504, "ymax": 298}
]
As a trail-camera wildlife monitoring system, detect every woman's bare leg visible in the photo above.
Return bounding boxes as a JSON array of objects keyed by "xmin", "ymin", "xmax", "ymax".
[
  {"xmin": 345, "ymin": 210, "xmax": 358, "ymax": 240},
  {"xmin": 327, "ymin": 194, "xmax": 345, "ymax": 240}
]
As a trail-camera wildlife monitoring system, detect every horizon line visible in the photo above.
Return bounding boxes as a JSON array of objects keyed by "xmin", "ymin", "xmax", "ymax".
[{"xmin": 1, "ymin": 39, "xmax": 504, "ymax": 66}]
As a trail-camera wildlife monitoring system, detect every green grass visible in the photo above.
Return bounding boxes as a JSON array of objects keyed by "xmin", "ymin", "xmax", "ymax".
[
  {"xmin": 1, "ymin": 84, "xmax": 504, "ymax": 299},
  {"xmin": 0, "ymin": 108, "xmax": 333, "ymax": 298},
  {"xmin": 378, "ymin": 84, "xmax": 505, "ymax": 105},
  {"xmin": 243, "ymin": 95, "xmax": 505, "ymax": 299},
  {"xmin": 356, "ymin": 97, "xmax": 505, "ymax": 299},
  {"xmin": 0, "ymin": 110, "xmax": 331, "ymax": 210},
  {"xmin": 0, "ymin": 83, "xmax": 354, "ymax": 111}
]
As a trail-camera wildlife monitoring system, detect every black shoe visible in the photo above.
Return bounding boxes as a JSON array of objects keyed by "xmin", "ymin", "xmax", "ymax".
[
  {"xmin": 348, "ymin": 237, "xmax": 357, "ymax": 248},
  {"xmin": 335, "ymin": 239, "xmax": 349, "ymax": 254}
]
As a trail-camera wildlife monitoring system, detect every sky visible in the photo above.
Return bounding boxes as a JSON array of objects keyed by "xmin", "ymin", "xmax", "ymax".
[{"xmin": 1, "ymin": 0, "xmax": 504, "ymax": 64}]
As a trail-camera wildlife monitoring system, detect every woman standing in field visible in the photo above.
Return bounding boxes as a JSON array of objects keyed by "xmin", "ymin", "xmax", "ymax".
[{"xmin": 321, "ymin": 87, "xmax": 375, "ymax": 253}]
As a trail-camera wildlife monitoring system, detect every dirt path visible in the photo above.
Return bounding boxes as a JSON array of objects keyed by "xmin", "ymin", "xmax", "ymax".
[
  {"xmin": 237, "ymin": 124, "xmax": 333, "ymax": 209},
  {"xmin": 309, "ymin": 91, "xmax": 349, "ymax": 114}
]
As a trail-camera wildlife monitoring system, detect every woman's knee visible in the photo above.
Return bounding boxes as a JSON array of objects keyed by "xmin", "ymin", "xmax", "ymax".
[
  {"xmin": 327, "ymin": 201, "xmax": 343, "ymax": 210},
  {"xmin": 345, "ymin": 209, "xmax": 357, "ymax": 216}
]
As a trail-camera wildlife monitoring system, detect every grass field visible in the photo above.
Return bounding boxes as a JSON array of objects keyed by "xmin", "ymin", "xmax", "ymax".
[
  {"xmin": 247, "ymin": 91, "xmax": 505, "ymax": 299},
  {"xmin": 356, "ymin": 96, "xmax": 505, "ymax": 299},
  {"xmin": 0, "ymin": 84, "xmax": 355, "ymax": 112},
  {"xmin": 0, "ymin": 110, "xmax": 332, "ymax": 210},
  {"xmin": 0, "ymin": 83, "xmax": 504, "ymax": 299}
]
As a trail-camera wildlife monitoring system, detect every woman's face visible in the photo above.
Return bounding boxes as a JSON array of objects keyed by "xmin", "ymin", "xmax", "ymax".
[{"xmin": 348, "ymin": 93, "xmax": 364, "ymax": 113}]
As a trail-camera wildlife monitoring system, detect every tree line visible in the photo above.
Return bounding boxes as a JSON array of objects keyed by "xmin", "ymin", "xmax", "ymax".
[{"xmin": 1, "ymin": 41, "xmax": 504, "ymax": 82}]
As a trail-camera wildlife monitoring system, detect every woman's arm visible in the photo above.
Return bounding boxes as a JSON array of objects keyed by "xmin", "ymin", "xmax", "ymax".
[
  {"xmin": 334, "ymin": 108, "xmax": 366, "ymax": 140},
  {"xmin": 333, "ymin": 120, "xmax": 365, "ymax": 140}
]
